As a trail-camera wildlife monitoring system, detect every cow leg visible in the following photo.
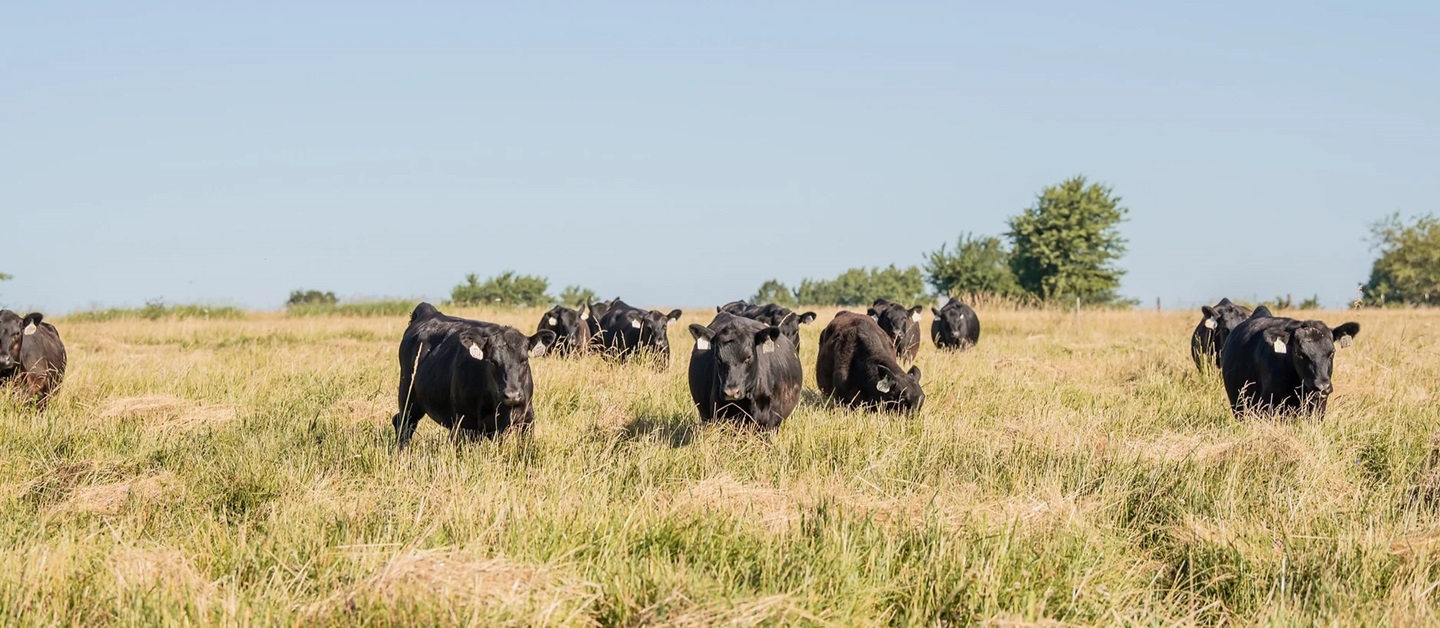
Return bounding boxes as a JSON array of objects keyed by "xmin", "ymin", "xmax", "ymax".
[{"xmin": 393, "ymin": 403, "xmax": 424, "ymax": 449}]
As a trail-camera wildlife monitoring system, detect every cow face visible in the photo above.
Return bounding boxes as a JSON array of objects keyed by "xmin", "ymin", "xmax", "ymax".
[
  {"xmin": 627, "ymin": 309, "xmax": 682, "ymax": 356},
  {"xmin": 1263, "ymin": 321, "xmax": 1360, "ymax": 401},
  {"xmin": 691, "ymin": 323, "xmax": 782, "ymax": 401},
  {"xmin": 539, "ymin": 305, "xmax": 587, "ymax": 349},
  {"xmin": 1200, "ymin": 299, "xmax": 1252, "ymax": 349},
  {"xmin": 875, "ymin": 363, "xmax": 924, "ymax": 413},
  {"xmin": 868, "ymin": 303, "xmax": 921, "ymax": 347},
  {"xmin": 931, "ymin": 305, "xmax": 969, "ymax": 343},
  {"xmin": 458, "ymin": 327, "xmax": 555, "ymax": 406},
  {"xmin": 0, "ymin": 310, "xmax": 23, "ymax": 373}
]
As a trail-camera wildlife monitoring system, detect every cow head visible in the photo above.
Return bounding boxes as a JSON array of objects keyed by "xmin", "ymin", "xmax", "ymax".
[
  {"xmin": 717, "ymin": 300, "xmax": 749, "ymax": 315},
  {"xmin": 1200, "ymin": 298, "xmax": 1252, "ymax": 349},
  {"xmin": 690, "ymin": 323, "xmax": 783, "ymax": 401},
  {"xmin": 868, "ymin": 302, "xmax": 922, "ymax": 350},
  {"xmin": 874, "ymin": 363, "xmax": 924, "ymax": 413},
  {"xmin": 931, "ymin": 302, "xmax": 971, "ymax": 343},
  {"xmin": 626, "ymin": 309, "xmax": 682, "ymax": 356},
  {"xmin": 0, "ymin": 310, "xmax": 25, "ymax": 373},
  {"xmin": 457, "ymin": 326, "xmax": 555, "ymax": 406},
  {"xmin": 1262, "ymin": 320, "xmax": 1360, "ymax": 403},
  {"xmin": 775, "ymin": 310, "xmax": 817, "ymax": 350},
  {"xmin": 538, "ymin": 305, "xmax": 587, "ymax": 349}
]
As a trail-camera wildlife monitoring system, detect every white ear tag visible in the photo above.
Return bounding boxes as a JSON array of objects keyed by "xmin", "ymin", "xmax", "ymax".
[
  {"xmin": 468, "ymin": 343, "xmax": 484, "ymax": 360},
  {"xmin": 1272, "ymin": 339, "xmax": 1287, "ymax": 354},
  {"xmin": 580, "ymin": 309, "xmax": 589, "ymax": 320},
  {"xmin": 911, "ymin": 312, "xmax": 922, "ymax": 323},
  {"xmin": 529, "ymin": 342, "xmax": 547, "ymax": 357},
  {"xmin": 1337, "ymin": 335, "xmax": 1353, "ymax": 349},
  {"xmin": 547, "ymin": 316, "xmax": 558, "ymax": 326},
  {"xmin": 875, "ymin": 378, "xmax": 893, "ymax": 393},
  {"xmin": 695, "ymin": 338, "xmax": 711, "ymax": 351},
  {"xmin": 761, "ymin": 339, "xmax": 776, "ymax": 354},
  {"xmin": 1204, "ymin": 318, "xmax": 1217, "ymax": 329},
  {"xmin": 23, "ymin": 323, "xmax": 37, "ymax": 336},
  {"xmin": 630, "ymin": 319, "xmax": 642, "ymax": 329}
]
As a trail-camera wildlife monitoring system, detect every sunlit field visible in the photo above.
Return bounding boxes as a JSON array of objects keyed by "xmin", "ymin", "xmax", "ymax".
[{"xmin": 2, "ymin": 306, "xmax": 1438, "ymax": 625}]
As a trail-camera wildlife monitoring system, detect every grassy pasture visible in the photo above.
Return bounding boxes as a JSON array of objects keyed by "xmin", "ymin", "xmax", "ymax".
[{"xmin": 1, "ymin": 306, "xmax": 1438, "ymax": 625}]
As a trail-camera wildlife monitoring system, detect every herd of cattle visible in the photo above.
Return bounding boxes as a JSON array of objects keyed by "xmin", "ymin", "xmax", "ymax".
[{"xmin": 0, "ymin": 296, "xmax": 1362, "ymax": 445}]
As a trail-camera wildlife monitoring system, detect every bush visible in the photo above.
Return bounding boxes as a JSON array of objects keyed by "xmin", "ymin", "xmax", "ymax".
[
  {"xmin": 286, "ymin": 290, "xmax": 338, "ymax": 307},
  {"xmin": 923, "ymin": 233, "xmax": 1022, "ymax": 298},
  {"xmin": 450, "ymin": 272, "xmax": 551, "ymax": 307},
  {"xmin": 751, "ymin": 279, "xmax": 798, "ymax": 307},
  {"xmin": 794, "ymin": 266, "xmax": 929, "ymax": 306},
  {"xmin": 557, "ymin": 285, "xmax": 597, "ymax": 309}
]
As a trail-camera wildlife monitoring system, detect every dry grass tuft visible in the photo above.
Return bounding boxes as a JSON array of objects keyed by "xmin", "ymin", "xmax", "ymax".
[
  {"xmin": 111, "ymin": 545, "xmax": 214, "ymax": 595},
  {"xmin": 97, "ymin": 395, "xmax": 236, "ymax": 433},
  {"xmin": 52, "ymin": 472, "xmax": 183, "ymax": 516},
  {"xmin": 674, "ymin": 475, "xmax": 800, "ymax": 533}
]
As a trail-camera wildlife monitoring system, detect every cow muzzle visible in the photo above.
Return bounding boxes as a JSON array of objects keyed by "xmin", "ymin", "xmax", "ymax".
[
  {"xmin": 722, "ymin": 387, "xmax": 745, "ymax": 401},
  {"xmin": 502, "ymin": 391, "xmax": 526, "ymax": 406}
]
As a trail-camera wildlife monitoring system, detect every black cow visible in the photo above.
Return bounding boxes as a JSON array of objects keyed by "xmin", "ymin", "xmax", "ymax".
[
  {"xmin": 585, "ymin": 298, "xmax": 616, "ymax": 340},
  {"xmin": 596, "ymin": 299, "xmax": 682, "ymax": 362},
  {"xmin": 1220, "ymin": 306, "xmax": 1360, "ymax": 417},
  {"xmin": 0, "ymin": 310, "xmax": 67, "ymax": 410},
  {"xmin": 931, "ymin": 298, "xmax": 980, "ymax": 350},
  {"xmin": 536, "ymin": 304, "xmax": 591, "ymax": 356},
  {"xmin": 687, "ymin": 312, "xmax": 802, "ymax": 429},
  {"xmin": 715, "ymin": 300, "xmax": 817, "ymax": 353},
  {"xmin": 1191, "ymin": 298, "xmax": 1253, "ymax": 371},
  {"xmin": 817, "ymin": 311, "xmax": 924, "ymax": 413},
  {"xmin": 393, "ymin": 303, "xmax": 554, "ymax": 446},
  {"xmin": 867, "ymin": 298, "xmax": 923, "ymax": 361}
]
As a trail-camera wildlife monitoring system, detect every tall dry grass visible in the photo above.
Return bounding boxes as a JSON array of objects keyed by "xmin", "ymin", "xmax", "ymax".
[{"xmin": 1, "ymin": 305, "xmax": 1438, "ymax": 625}]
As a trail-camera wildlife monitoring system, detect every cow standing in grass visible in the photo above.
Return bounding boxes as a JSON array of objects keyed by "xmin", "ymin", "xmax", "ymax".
[
  {"xmin": 687, "ymin": 312, "xmax": 802, "ymax": 430},
  {"xmin": 868, "ymin": 298, "xmax": 923, "ymax": 361},
  {"xmin": 596, "ymin": 299, "xmax": 681, "ymax": 363},
  {"xmin": 393, "ymin": 303, "xmax": 553, "ymax": 447},
  {"xmin": 0, "ymin": 310, "xmax": 66, "ymax": 410},
  {"xmin": 1220, "ymin": 306, "xmax": 1360, "ymax": 417},
  {"xmin": 817, "ymin": 312, "xmax": 924, "ymax": 413},
  {"xmin": 930, "ymin": 298, "xmax": 980, "ymax": 350},
  {"xmin": 717, "ymin": 300, "xmax": 817, "ymax": 354},
  {"xmin": 537, "ymin": 304, "xmax": 592, "ymax": 356},
  {"xmin": 1191, "ymin": 298, "xmax": 1252, "ymax": 371}
]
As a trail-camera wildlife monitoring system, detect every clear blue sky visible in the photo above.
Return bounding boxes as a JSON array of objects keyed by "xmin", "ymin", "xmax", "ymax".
[{"xmin": 4, "ymin": 2, "xmax": 1436, "ymax": 313}]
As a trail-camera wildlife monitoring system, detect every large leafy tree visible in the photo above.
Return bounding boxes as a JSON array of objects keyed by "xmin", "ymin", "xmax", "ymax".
[
  {"xmin": 1006, "ymin": 176, "xmax": 1129, "ymax": 303},
  {"xmin": 450, "ymin": 271, "xmax": 551, "ymax": 307},
  {"xmin": 751, "ymin": 279, "xmax": 798, "ymax": 306},
  {"xmin": 793, "ymin": 265, "xmax": 928, "ymax": 306},
  {"xmin": 1361, "ymin": 212, "xmax": 1440, "ymax": 306},
  {"xmin": 923, "ymin": 232, "xmax": 1021, "ymax": 297}
]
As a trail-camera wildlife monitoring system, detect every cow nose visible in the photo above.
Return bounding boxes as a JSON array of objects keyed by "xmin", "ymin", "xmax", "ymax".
[
  {"xmin": 722, "ymin": 387, "xmax": 744, "ymax": 400},
  {"xmin": 503, "ymin": 390, "xmax": 525, "ymax": 404},
  {"xmin": 1319, "ymin": 384, "xmax": 1333, "ymax": 397}
]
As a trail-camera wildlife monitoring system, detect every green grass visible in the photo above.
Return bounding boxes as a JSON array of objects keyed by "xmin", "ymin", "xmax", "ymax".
[
  {"xmin": 62, "ymin": 303, "xmax": 245, "ymax": 322},
  {"xmin": 285, "ymin": 299, "xmax": 419, "ymax": 318},
  {"xmin": 1, "ymin": 307, "xmax": 1438, "ymax": 625}
]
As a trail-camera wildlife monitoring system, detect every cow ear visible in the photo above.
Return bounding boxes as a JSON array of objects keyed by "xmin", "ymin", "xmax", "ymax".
[
  {"xmin": 665, "ymin": 309, "xmax": 682, "ymax": 322},
  {"xmin": 1333, "ymin": 322, "xmax": 1360, "ymax": 348},
  {"xmin": 628, "ymin": 313, "xmax": 643, "ymax": 329},
  {"xmin": 1201, "ymin": 306, "xmax": 1217, "ymax": 319},
  {"xmin": 875, "ymin": 365, "xmax": 894, "ymax": 393},
  {"xmin": 459, "ymin": 331, "xmax": 485, "ymax": 360},
  {"xmin": 22, "ymin": 313, "xmax": 42, "ymax": 336},
  {"xmin": 580, "ymin": 306, "xmax": 589, "ymax": 321},
  {"xmin": 1263, "ymin": 328, "xmax": 1289, "ymax": 354},
  {"xmin": 866, "ymin": 308, "xmax": 879, "ymax": 321},
  {"xmin": 798, "ymin": 312, "xmax": 816, "ymax": 325},
  {"xmin": 908, "ymin": 365, "xmax": 922, "ymax": 381},
  {"xmin": 689, "ymin": 324, "xmax": 715, "ymax": 351},
  {"xmin": 932, "ymin": 307, "xmax": 941, "ymax": 316},
  {"xmin": 528, "ymin": 330, "xmax": 555, "ymax": 357},
  {"xmin": 754, "ymin": 327, "xmax": 780, "ymax": 354},
  {"xmin": 909, "ymin": 306, "xmax": 922, "ymax": 322}
]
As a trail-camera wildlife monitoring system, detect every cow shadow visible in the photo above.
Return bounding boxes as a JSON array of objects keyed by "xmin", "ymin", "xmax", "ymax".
[{"xmin": 620, "ymin": 412, "xmax": 697, "ymax": 448}]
